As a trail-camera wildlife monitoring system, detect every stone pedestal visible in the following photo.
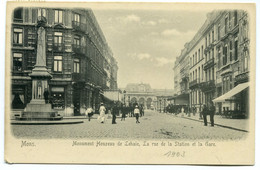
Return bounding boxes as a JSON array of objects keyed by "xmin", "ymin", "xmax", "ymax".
[
  {"xmin": 21, "ymin": 102, "xmax": 61, "ymax": 120},
  {"xmin": 18, "ymin": 21, "xmax": 62, "ymax": 121}
]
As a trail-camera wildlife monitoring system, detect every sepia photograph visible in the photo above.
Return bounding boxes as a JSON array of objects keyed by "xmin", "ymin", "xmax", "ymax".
[{"xmin": 4, "ymin": 1, "xmax": 256, "ymax": 165}]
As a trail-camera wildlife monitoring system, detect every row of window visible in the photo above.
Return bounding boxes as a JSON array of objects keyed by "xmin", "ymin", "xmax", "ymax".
[
  {"xmin": 190, "ymin": 90, "xmax": 205, "ymax": 105},
  {"xmin": 13, "ymin": 27, "xmax": 107, "ymax": 75},
  {"xmin": 222, "ymin": 75, "xmax": 233, "ymax": 94},
  {"xmin": 205, "ymin": 11, "xmax": 238, "ymax": 46},
  {"xmin": 205, "ymin": 29, "xmax": 214, "ymax": 47},
  {"xmin": 189, "ymin": 66, "xmax": 203, "ymax": 83},
  {"xmin": 14, "ymin": 8, "xmax": 81, "ymax": 24},
  {"xmin": 189, "ymin": 67, "xmax": 216, "ymax": 83},
  {"xmin": 190, "ymin": 45, "xmax": 204, "ymax": 67},
  {"xmin": 189, "ymin": 11, "xmax": 239, "ymax": 68},
  {"xmin": 13, "ymin": 53, "xmax": 80, "ymax": 73},
  {"xmin": 217, "ymin": 37, "xmax": 238, "ymax": 68},
  {"xmin": 13, "ymin": 27, "xmax": 82, "ymax": 49},
  {"xmin": 189, "ymin": 38, "xmax": 239, "ymax": 71}
]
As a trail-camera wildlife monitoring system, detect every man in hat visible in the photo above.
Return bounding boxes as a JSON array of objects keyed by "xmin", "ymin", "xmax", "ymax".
[
  {"xmin": 209, "ymin": 101, "xmax": 216, "ymax": 127},
  {"xmin": 134, "ymin": 105, "xmax": 140, "ymax": 123},
  {"xmin": 202, "ymin": 104, "xmax": 208, "ymax": 126},
  {"xmin": 111, "ymin": 103, "xmax": 118, "ymax": 124}
]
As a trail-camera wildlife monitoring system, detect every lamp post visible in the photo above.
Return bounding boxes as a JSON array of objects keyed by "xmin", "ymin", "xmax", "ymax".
[{"xmin": 123, "ymin": 90, "xmax": 126, "ymax": 106}]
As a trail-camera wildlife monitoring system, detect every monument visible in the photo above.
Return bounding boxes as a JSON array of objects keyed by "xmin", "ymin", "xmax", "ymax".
[{"xmin": 18, "ymin": 17, "xmax": 62, "ymax": 121}]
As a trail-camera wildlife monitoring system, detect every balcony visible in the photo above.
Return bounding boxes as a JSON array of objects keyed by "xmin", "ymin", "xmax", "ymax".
[
  {"xmin": 13, "ymin": 18, "xmax": 23, "ymax": 23},
  {"xmin": 189, "ymin": 79, "xmax": 199, "ymax": 89},
  {"xmin": 203, "ymin": 58, "xmax": 214, "ymax": 70},
  {"xmin": 181, "ymin": 75, "xmax": 189, "ymax": 82},
  {"xmin": 72, "ymin": 44, "xmax": 85, "ymax": 55},
  {"xmin": 72, "ymin": 73, "xmax": 85, "ymax": 82},
  {"xmin": 53, "ymin": 43, "xmax": 64, "ymax": 52},
  {"xmin": 204, "ymin": 43, "xmax": 214, "ymax": 54},
  {"xmin": 201, "ymin": 80, "xmax": 215, "ymax": 92},
  {"xmin": 235, "ymin": 71, "xmax": 249, "ymax": 84},
  {"xmin": 72, "ymin": 21, "xmax": 86, "ymax": 33}
]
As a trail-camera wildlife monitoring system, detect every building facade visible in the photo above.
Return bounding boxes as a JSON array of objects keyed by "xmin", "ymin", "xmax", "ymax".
[
  {"xmin": 123, "ymin": 83, "xmax": 175, "ymax": 111},
  {"xmin": 124, "ymin": 83, "xmax": 156, "ymax": 109},
  {"xmin": 11, "ymin": 7, "xmax": 118, "ymax": 116},
  {"xmin": 172, "ymin": 43, "xmax": 190, "ymax": 107},
  {"xmin": 173, "ymin": 57, "xmax": 181, "ymax": 96},
  {"xmin": 213, "ymin": 10, "xmax": 250, "ymax": 117},
  {"xmin": 173, "ymin": 10, "xmax": 250, "ymax": 118}
]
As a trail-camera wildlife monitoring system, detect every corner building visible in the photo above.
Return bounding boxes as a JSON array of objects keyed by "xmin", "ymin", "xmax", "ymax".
[{"xmin": 11, "ymin": 7, "xmax": 118, "ymax": 116}]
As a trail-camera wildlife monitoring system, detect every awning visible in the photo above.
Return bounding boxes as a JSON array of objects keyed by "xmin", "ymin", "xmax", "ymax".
[{"xmin": 213, "ymin": 82, "xmax": 249, "ymax": 103}]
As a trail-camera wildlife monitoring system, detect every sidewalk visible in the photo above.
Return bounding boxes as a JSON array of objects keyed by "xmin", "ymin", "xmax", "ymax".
[
  {"xmin": 63, "ymin": 114, "xmax": 122, "ymax": 120},
  {"xmin": 166, "ymin": 112, "xmax": 249, "ymax": 132}
]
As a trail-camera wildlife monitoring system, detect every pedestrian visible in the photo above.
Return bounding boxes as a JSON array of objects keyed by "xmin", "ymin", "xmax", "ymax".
[
  {"xmin": 111, "ymin": 103, "xmax": 117, "ymax": 124},
  {"xmin": 209, "ymin": 101, "xmax": 216, "ymax": 127},
  {"xmin": 140, "ymin": 105, "xmax": 144, "ymax": 117},
  {"xmin": 43, "ymin": 88, "xmax": 49, "ymax": 104},
  {"xmin": 181, "ymin": 107, "xmax": 184, "ymax": 117},
  {"xmin": 85, "ymin": 107, "xmax": 94, "ymax": 121},
  {"xmin": 121, "ymin": 106, "xmax": 126, "ymax": 121},
  {"xmin": 99, "ymin": 103, "xmax": 106, "ymax": 123},
  {"xmin": 131, "ymin": 104, "xmax": 134, "ymax": 117},
  {"xmin": 202, "ymin": 104, "xmax": 208, "ymax": 126},
  {"xmin": 134, "ymin": 105, "xmax": 140, "ymax": 123}
]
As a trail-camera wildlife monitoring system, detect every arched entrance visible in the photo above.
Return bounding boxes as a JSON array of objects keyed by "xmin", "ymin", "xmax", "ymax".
[
  {"xmin": 146, "ymin": 98, "xmax": 152, "ymax": 109},
  {"xmin": 130, "ymin": 97, "xmax": 137, "ymax": 104},
  {"xmin": 139, "ymin": 97, "xmax": 145, "ymax": 107}
]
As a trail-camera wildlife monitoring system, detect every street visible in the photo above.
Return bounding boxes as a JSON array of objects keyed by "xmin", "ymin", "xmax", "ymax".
[{"xmin": 11, "ymin": 110, "xmax": 247, "ymax": 140}]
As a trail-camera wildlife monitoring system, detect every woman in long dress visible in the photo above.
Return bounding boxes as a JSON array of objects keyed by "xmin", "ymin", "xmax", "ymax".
[{"xmin": 99, "ymin": 103, "xmax": 106, "ymax": 123}]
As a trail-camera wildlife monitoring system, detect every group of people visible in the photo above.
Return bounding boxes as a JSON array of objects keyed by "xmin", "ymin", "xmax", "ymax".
[
  {"xmin": 84, "ymin": 103, "xmax": 144, "ymax": 124},
  {"xmin": 202, "ymin": 101, "xmax": 216, "ymax": 127}
]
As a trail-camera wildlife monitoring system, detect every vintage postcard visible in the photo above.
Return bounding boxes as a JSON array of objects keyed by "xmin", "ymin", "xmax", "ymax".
[{"xmin": 4, "ymin": 1, "xmax": 255, "ymax": 164}]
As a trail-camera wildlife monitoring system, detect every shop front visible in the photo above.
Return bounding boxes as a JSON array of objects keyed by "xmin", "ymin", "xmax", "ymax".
[{"xmin": 213, "ymin": 82, "xmax": 249, "ymax": 118}]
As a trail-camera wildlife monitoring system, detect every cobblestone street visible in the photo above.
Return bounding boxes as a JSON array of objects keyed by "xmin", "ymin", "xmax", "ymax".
[{"xmin": 11, "ymin": 110, "xmax": 248, "ymax": 140}]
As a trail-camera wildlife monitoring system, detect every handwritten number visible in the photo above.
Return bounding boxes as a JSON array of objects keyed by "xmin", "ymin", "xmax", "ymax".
[{"xmin": 164, "ymin": 151, "xmax": 185, "ymax": 157}]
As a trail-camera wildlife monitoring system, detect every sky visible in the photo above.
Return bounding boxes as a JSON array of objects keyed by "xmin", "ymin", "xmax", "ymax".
[{"xmin": 93, "ymin": 9, "xmax": 211, "ymax": 89}]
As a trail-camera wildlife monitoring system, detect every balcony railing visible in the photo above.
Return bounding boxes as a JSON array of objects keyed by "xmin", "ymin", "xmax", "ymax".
[
  {"xmin": 181, "ymin": 75, "xmax": 189, "ymax": 82},
  {"xmin": 13, "ymin": 18, "xmax": 23, "ymax": 23},
  {"xmin": 72, "ymin": 44, "xmax": 85, "ymax": 55},
  {"xmin": 53, "ymin": 43, "xmax": 64, "ymax": 51},
  {"xmin": 189, "ymin": 79, "xmax": 199, "ymax": 89},
  {"xmin": 201, "ymin": 80, "xmax": 215, "ymax": 92},
  {"xmin": 235, "ymin": 71, "xmax": 249, "ymax": 84},
  {"xmin": 204, "ymin": 58, "xmax": 214, "ymax": 70},
  {"xmin": 72, "ymin": 21, "xmax": 86, "ymax": 33}
]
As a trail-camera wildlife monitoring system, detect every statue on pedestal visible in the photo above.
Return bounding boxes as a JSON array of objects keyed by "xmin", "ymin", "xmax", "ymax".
[{"xmin": 19, "ymin": 17, "xmax": 62, "ymax": 121}]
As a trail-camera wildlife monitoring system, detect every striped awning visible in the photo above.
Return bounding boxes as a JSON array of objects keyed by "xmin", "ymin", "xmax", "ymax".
[{"xmin": 213, "ymin": 82, "xmax": 249, "ymax": 103}]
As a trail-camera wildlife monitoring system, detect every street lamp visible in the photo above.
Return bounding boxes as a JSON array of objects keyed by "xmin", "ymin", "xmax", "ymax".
[{"xmin": 123, "ymin": 90, "xmax": 126, "ymax": 106}]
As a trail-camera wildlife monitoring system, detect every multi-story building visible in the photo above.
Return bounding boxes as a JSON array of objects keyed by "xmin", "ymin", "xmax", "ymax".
[
  {"xmin": 172, "ymin": 43, "xmax": 190, "ymax": 106},
  {"xmin": 213, "ymin": 10, "xmax": 250, "ymax": 117},
  {"xmin": 173, "ymin": 10, "xmax": 250, "ymax": 118},
  {"xmin": 173, "ymin": 57, "xmax": 181, "ymax": 96},
  {"xmin": 11, "ymin": 7, "xmax": 118, "ymax": 116},
  {"xmin": 200, "ymin": 11, "xmax": 219, "ymax": 109},
  {"xmin": 187, "ymin": 23, "xmax": 206, "ymax": 113},
  {"xmin": 179, "ymin": 43, "xmax": 190, "ymax": 95}
]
